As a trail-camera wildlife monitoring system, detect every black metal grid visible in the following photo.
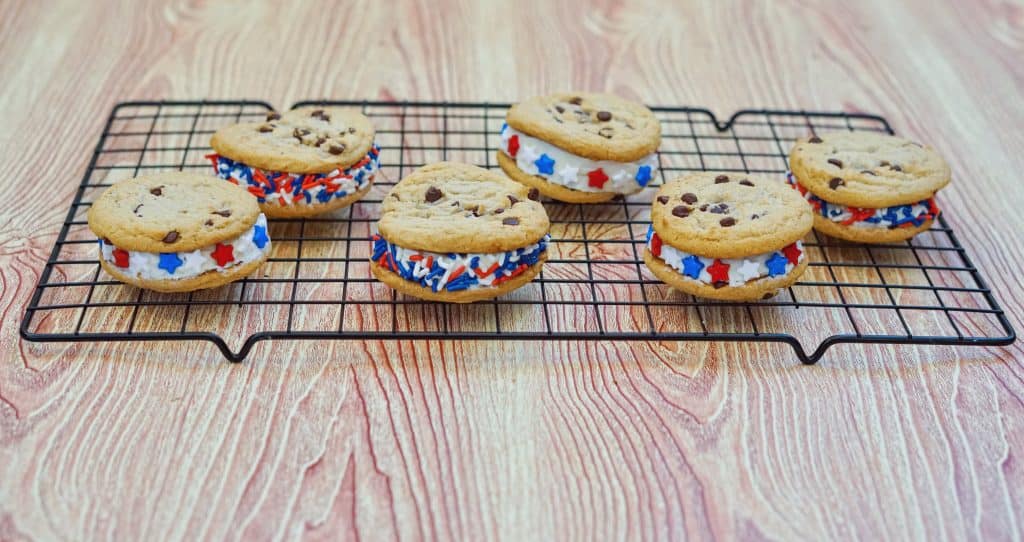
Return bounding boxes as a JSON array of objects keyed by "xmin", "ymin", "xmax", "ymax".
[{"xmin": 20, "ymin": 100, "xmax": 1016, "ymax": 363}]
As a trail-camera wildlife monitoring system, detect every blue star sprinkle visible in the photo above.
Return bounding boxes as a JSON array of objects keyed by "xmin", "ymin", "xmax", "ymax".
[
  {"xmin": 158, "ymin": 252, "xmax": 182, "ymax": 275},
  {"xmin": 682, "ymin": 255, "xmax": 704, "ymax": 279},
  {"xmin": 534, "ymin": 153, "xmax": 556, "ymax": 175},
  {"xmin": 766, "ymin": 253, "xmax": 789, "ymax": 277},
  {"xmin": 635, "ymin": 165, "xmax": 653, "ymax": 187},
  {"xmin": 252, "ymin": 224, "xmax": 269, "ymax": 249}
]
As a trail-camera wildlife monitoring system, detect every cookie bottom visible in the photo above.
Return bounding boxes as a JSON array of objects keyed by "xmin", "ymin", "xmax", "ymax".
[
  {"xmin": 99, "ymin": 253, "xmax": 268, "ymax": 293},
  {"xmin": 644, "ymin": 249, "xmax": 808, "ymax": 301},
  {"xmin": 260, "ymin": 181, "xmax": 373, "ymax": 218},
  {"xmin": 371, "ymin": 255, "xmax": 546, "ymax": 303},
  {"xmin": 496, "ymin": 151, "xmax": 617, "ymax": 204},
  {"xmin": 813, "ymin": 215, "xmax": 934, "ymax": 244}
]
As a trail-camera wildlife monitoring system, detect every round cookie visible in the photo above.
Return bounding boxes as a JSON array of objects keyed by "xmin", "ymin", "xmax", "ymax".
[
  {"xmin": 810, "ymin": 214, "xmax": 934, "ymax": 244},
  {"xmin": 372, "ymin": 162, "xmax": 551, "ymax": 303},
  {"xmin": 88, "ymin": 172, "xmax": 260, "ymax": 253},
  {"xmin": 498, "ymin": 92, "xmax": 661, "ymax": 203},
  {"xmin": 87, "ymin": 172, "xmax": 270, "ymax": 292},
  {"xmin": 506, "ymin": 92, "xmax": 661, "ymax": 161},
  {"xmin": 789, "ymin": 131, "xmax": 950, "ymax": 208},
  {"xmin": 645, "ymin": 172, "xmax": 813, "ymax": 301},
  {"xmin": 211, "ymin": 107, "xmax": 375, "ymax": 174},
  {"xmin": 651, "ymin": 172, "xmax": 812, "ymax": 259},
  {"xmin": 208, "ymin": 106, "xmax": 380, "ymax": 218}
]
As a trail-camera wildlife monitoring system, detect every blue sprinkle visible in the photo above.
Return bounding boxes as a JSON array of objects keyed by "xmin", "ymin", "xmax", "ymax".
[
  {"xmin": 158, "ymin": 252, "xmax": 183, "ymax": 275},
  {"xmin": 635, "ymin": 165, "xmax": 653, "ymax": 187},
  {"xmin": 317, "ymin": 189, "xmax": 332, "ymax": 203},
  {"xmin": 766, "ymin": 253, "xmax": 789, "ymax": 277},
  {"xmin": 469, "ymin": 256, "xmax": 480, "ymax": 269}
]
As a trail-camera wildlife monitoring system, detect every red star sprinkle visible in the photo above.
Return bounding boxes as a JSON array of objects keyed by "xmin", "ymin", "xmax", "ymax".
[
  {"xmin": 587, "ymin": 168, "xmax": 609, "ymax": 189},
  {"xmin": 113, "ymin": 248, "xmax": 130, "ymax": 268},
  {"xmin": 211, "ymin": 243, "xmax": 235, "ymax": 267},
  {"xmin": 507, "ymin": 135, "xmax": 520, "ymax": 157},
  {"xmin": 650, "ymin": 232, "xmax": 663, "ymax": 257},
  {"xmin": 841, "ymin": 207, "xmax": 876, "ymax": 226},
  {"xmin": 708, "ymin": 259, "xmax": 730, "ymax": 284},
  {"xmin": 782, "ymin": 243, "xmax": 802, "ymax": 265}
]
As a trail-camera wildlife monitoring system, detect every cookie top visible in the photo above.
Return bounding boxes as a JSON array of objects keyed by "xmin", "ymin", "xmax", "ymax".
[
  {"xmin": 789, "ymin": 131, "xmax": 950, "ymax": 208},
  {"xmin": 210, "ymin": 106, "xmax": 375, "ymax": 174},
  {"xmin": 87, "ymin": 172, "xmax": 261, "ymax": 253},
  {"xmin": 506, "ymin": 92, "xmax": 661, "ymax": 162},
  {"xmin": 651, "ymin": 172, "xmax": 812, "ymax": 259},
  {"xmin": 378, "ymin": 162, "xmax": 550, "ymax": 253}
]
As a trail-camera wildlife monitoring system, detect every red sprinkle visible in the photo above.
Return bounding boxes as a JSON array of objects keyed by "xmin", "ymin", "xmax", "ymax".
[{"xmin": 449, "ymin": 265, "xmax": 466, "ymax": 281}]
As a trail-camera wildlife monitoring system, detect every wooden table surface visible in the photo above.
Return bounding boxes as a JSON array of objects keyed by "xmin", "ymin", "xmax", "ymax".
[{"xmin": 2, "ymin": 0, "xmax": 1023, "ymax": 540}]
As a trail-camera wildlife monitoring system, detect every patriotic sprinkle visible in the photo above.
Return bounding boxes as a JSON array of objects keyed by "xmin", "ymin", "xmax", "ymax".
[
  {"xmin": 207, "ymin": 144, "xmax": 380, "ymax": 207},
  {"xmin": 646, "ymin": 225, "xmax": 804, "ymax": 287},
  {"xmin": 99, "ymin": 214, "xmax": 270, "ymax": 281},
  {"xmin": 500, "ymin": 123, "xmax": 658, "ymax": 194},
  {"xmin": 786, "ymin": 172, "xmax": 938, "ymax": 229},
  {"xmin": 371, "ymin": 233, "xmax": 550, "ymax": 293}
]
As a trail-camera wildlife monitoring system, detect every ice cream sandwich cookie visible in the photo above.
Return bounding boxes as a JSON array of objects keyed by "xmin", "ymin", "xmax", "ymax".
[
  {"xmin": 87, "ymin": 172, "xmax": 270, "ymax": 292},
  {"xmin": 371, "ymin": 162, "xmax": 551, "ymax": 303},
  {"xmin": 208, "ymin": 106, "xmax": 380, "ymax": 218},
  {"xmin": 788, "ymin": 132, "xmax": 949, "ymax": 243},
  {"xmin": 498, "ymin": 92, "xmax": 661, "ymax": 203},
  {"xmin": 644, "ymin": 172, "xmax": 813, "ymax": 301}
]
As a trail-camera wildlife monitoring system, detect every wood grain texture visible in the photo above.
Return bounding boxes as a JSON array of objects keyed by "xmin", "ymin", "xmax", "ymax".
[{"xmin": 2, "ymin": 0, "xmax": 1024, "ymax": 540}]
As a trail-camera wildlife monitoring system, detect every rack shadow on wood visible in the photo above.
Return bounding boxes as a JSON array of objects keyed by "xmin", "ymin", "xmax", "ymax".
[{"xmin": 20, "ymin": 100, "xmax": 1016, "ymax": 363}]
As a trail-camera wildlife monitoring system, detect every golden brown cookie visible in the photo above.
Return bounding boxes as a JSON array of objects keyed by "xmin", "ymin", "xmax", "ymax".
[
  {"xmin": 88, "ymin": 173, "xmax": 271, "ymax": 292},
  {"xmin": 644, "ymin": 172, "xmax": 813, "ymax": 301},
  {"xmin": 371, "ymin": 162, "xmax": 551, "ymax": 302},
  {"xmin": 208, "ymin": 106, "xmax": 380, "ymax": 218},
  {"xmin": 789, "ymin": 131, "xmax": 949, "ymax": 208},
  {"xmin": 498, "ymin": 92, "xmax": 661, "ymax": 202}
]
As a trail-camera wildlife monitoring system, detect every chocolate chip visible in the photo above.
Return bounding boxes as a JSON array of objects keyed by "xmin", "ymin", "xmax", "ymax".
[
  {"xmin": 880, "ymin": 160, "xmax": 891, "ymax": 167},
  {"xmin": 715, "ymin": 175, "xmax": 729, "ymax": 184},
  {"xmin": 528, "ymin": 188, "xmax": 540, "ymax": 201},
  {"xmin": 671, "ymin": 205, "xmax": 692, "ymax": 218},
  {"xmin": 720, "ymin": 217, "xmax": 736, "ymax": 227},
  {"xmin": 596, "ymin": 111, "xmax": 612, "ymax": 122},
  {"xmin": 891, "ymin": 164, "xmax": 903, "ymax": 172},
  {"xmin": 204, "ymin": 220, "xmax": 213, "ymax": 226},
  {"xmin": 132, "ymin": 204, "xmax": 143, "ymax": 215},
  {"xmin": 762, "ymin": 292, "xmax": 775, "ymax": 300},
  {"xmin": 348, "ymin": 127, "xmax": 356, "ymax": 134},
  {"xmin": 162, "ymin": 231, "xmax": 179, "ymax": 243},
  {"xmin": 293, "ymin": 127, "xmax": 309, "ymax": 141},
  {"xmin": 713, "ymin": 281, "xmax": 728, "ymax": 289},
  {"xmin": 502, "ymin": 217, "xmax": 519, "ymax": 226},
  {"xmin": 212, "ymin": 209, "xmax": 232, "ymax": 217},
  {"xmin": 808, "ymin": 136, "xmax": 823, "ymax": 143},
  {"xmin": 311, "ymin": 109, "xmax": 324, "ymax": 116},
  {"xmin": 751, "ymin": 214, "xmax": 760, "ymax": 220},
  {"xmin": 258, "ymin": 125, "xmax": 273, "ymax": 133},
  {"xmin": 507, "ymin": 194, "xmax": 520, "ymax": 206},
  {"xmin": 266, "ymin": 112, "xmax": 281, "ymax": 121},
  {"xmin": 739, "ymin": 179, "xmax": 754, "ymax": 187},
  {"xmin": 468, "ymin": 205, "xmax": 481, "ymax": 217},
  {"xmin": 310, "ymin": 109, "xmax": 330, "ymax": 121},
  {"xmin": 450, "ymin": 200, "xmax": 459, "ymax": 207},
  {"xmin": 699, "ymin": 204, "xmax": 709, "ymax": 212},
  {"xmin": 425, "ymin": 186, "xmax": 443, "ymax": 202},
  {"xmin": 861, "ymin": 170, "xmax": 877, "ymax": 176},
  {"xmin": 681, "ymin": 192, "xmax": 698, "ymax": 204},
  {"xmin": 150, "ymin": 186, "xmax": 163, "ymax": 196},
  {"xmin": 494, "ymin": 207, "xmax": 504, "ymax": 214},
  {"xmin": 657, "ymin": 195, "xmax": 669, "ymax": 204},
  {"xmin": 598, "ymin": 127, "xmax": 614, "ymax": 139},
  {"xmin": 102, "ymin": 237, "xmax": 111, "ymax": 244},
  {"xmin": 569, "ymin": 96, "xmax": 582, "ymax": 105},
  {"xmin": 829, "ymin": 177, "xmax": 845, "ymax": 189},
  {"xmin": 709, "ymin": 203, "xmax": 729, "ymax": 214},
  {"xmin": 555, "ymin": 105, "xmax": 564, "ymax": 113},
  {"xmin": 315, "ymin": 137, "xmax": 326, "ymax": 146},
  {"xmin": 328, "ymin": 144, "xmax": 346, "ymax": 155},
  {"xmin": 828, "ymin": 158, "xmax": 844, "ymax": 168}
]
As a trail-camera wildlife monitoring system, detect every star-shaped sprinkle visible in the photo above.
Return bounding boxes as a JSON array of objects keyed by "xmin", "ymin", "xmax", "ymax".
[
  {"xmin": 211, "ymin": 243, "xmax": 235, "ymax": 267},
  {"xmin": 113, "ymin": 248, "xmax": 130, "ymax": 268},
  {"xmin": 766, "ymin": 253, "xmax": 789, "ymax": 277},
  {"xmin": 507, "ymin": 135, "xmax": 520, "ymax": 157},
  {"xmin": 158, "ymin": 253, "xmax": 183, "ymax": 275},
  {"xmin": 682, "ymin": 255, "xmax": 704, "ymax": 279},
  {"xmin": 534, "ymin": 153, "xmax": 555, "ymax": 175},
  {"xmin": 782, "ymin": 243, "xmax": 802, "ymax": 265},
  {"xmin": 519, "ymin": 145, "xmax": 539, "ymax": 164},
  {"xmin": 735, "ymin": 259, "xmax": 761, "ymax": 283},
  {"xmin": 252, "ymin": 224, "xmax": 269, "ymax": 249},
  {"xmin": 612, "ymin": 170, "xmax": 630, "ymax": 186},
  {"xmin": 587, "ymin": 168, "xmax": 609, "ymax": 189},
  {"xmin": 649, "ymin": 232, "xmax": 663, "ymax": 257},
  {"xmin": 707, "ymin": 259, "xmax": 731, "ymax": 284},
  {"xmin": 558, "ymin": 165, "xmax": 579, "ymax": 184},
  {"xmin": 635, "ymin": 165, "xmax": 653, "ymax": 187}
]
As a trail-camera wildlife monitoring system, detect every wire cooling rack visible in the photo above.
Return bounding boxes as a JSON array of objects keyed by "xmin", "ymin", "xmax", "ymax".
[{"xmin": 20, "ymin": 100, "xmax": 1016, "ymax": 363}]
